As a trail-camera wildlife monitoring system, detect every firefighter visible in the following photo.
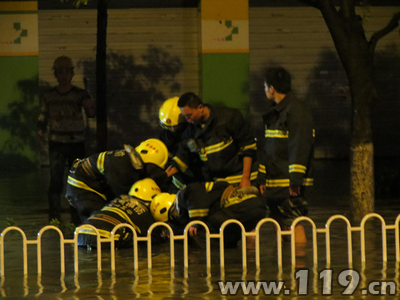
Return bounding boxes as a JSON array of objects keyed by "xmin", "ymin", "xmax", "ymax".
[
  {"xmin": 66, "ymin": 138, "xmax": 169, "ymax": 223},
  {"xmin": 77, "ymin": 178, "xmax": 165, "ymax": 249},
  {"xmin": 165, "ymin": 92, "xmax": 258, "ymax": 189},
  {"xmin": 159, "ymin": 96, "xmax": 187, "ymax": 157},
  {"xmin": 258, "ymin": 67, "xmax": 315, "ymax": 244},
  {"xmin": 150, "ymin": 182, "xmax": 268, "ymax": 248},
  {"xmin": 158, "ymin": 97, "xmax": 204, "ymax": 192}
]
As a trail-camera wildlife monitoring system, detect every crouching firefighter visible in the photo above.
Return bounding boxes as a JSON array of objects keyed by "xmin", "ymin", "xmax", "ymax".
[
  {"xmin": 150, "ymin": 182, "xmax": 268, "ymax": 248},
  {"xmin": 158, "ymin": 96, "xmax": 205, "ymax": 193},
  {"xmin": 66, "ymin": 138, "xmax": 169, "ymax": 223},
  {"xmin": 77, "ymin": 178, "xmax": 165, "ymax": 249}
]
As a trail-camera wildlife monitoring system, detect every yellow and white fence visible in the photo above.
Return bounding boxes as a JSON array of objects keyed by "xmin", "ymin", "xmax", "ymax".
[{"xmin": 1, "ymin": 213, "xmax": 399, "ymax": 277}]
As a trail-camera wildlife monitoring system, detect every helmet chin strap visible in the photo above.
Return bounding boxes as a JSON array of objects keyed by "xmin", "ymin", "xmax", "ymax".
[{"xmin": 124, "ymin": 144, "xmax": 144, "ymax": 170}]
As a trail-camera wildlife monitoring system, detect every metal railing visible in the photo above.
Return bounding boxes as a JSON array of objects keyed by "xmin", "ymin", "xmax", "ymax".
[{"xmin": 1, "ymin": 213, "xmax": 399, "ymax": 277}]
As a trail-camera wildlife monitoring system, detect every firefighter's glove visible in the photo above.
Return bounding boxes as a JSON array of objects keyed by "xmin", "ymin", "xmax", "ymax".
[{"xmin": 187, "ymin": 139, "xmax": 199, "ymax": 153}]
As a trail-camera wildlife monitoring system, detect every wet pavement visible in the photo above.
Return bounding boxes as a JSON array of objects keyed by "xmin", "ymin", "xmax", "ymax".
[{"xmin": 0, "ymin": 159, "xmax": 399, "ymax": 299}]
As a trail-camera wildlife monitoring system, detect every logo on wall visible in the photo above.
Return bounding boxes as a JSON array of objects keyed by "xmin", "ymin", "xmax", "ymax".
[
  {"xmin": 0, "ymin": 14, "xmax": 38, "ymax": 56},
  {"xmin": 1, "ymin": 22, "xmax": 28, "ymax": 44},
  {"xmin": 212, "ymin": 20, "xmax": 239, "ymax": 42},
  {"xmin": 202, "ymin": 19, "xmax": 248, "ymax": 53}
]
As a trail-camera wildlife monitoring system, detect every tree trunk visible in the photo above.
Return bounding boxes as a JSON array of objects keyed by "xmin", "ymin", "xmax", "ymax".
[
  {"xmin": 349, "ymin": 101, "xmax": 375, "ymax": 223},
  {"xmin": 96, "ymin": 0, "xmax": 108, "ymax": 152},
  {"xmin": 350, "ymin": 142, "xmax": 374, "ymax": 223},
  {"xmin": 347, "ymin": 44, "xmax": 376, "ymax": 223}
]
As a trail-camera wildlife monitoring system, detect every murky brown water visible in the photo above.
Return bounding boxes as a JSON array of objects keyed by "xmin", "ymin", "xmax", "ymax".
[{"xmin": 1, "ymin": 160, "xmax": 399, "ymax": 299}]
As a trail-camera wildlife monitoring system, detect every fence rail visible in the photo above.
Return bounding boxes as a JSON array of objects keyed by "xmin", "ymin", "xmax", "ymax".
[{"xmin": 1, "ymin": 213, "xmax": 399, "ymax": 278}]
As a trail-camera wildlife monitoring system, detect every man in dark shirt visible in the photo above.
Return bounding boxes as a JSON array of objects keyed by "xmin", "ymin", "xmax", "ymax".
[{"xmin": 37, "ymin": 56, "xmax": 95, "ymax": 223}]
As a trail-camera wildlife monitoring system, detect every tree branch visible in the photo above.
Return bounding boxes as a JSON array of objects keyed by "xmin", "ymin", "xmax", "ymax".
[
  {"xmin": 318, "ymin": 0, "xmax": 346, "ymax": 41},
  {"xmin": 370, "ymin": 12, "xmax": 400, "ymax": 47},
  {"xmin": 297, "ymin": 0, "xmax": 348, "ymax": 53},
  {"xmin": 340, "ymin": 0, "xmax": 356, "ymax": 20}
]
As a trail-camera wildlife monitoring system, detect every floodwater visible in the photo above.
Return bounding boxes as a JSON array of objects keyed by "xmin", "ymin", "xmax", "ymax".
[{"xmin": 0, "ymin": 159, "xmax": 399, "ymax": 299}]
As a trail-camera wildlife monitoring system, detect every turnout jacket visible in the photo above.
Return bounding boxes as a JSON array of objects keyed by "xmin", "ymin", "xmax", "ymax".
[
  {"xmin": 257, "ymin": 92, "xmax": 314, "ymax": 198},
  {"xmin": 78, "ymin": 195, "xmax": 163, "ymax": 247},
  {"xmin": 67, "ymin": 147, "xmax": 147, "ymax": 201},
  {"xmin": 171, "ymin": 105, "xmax": 258, "ymax": 184}
]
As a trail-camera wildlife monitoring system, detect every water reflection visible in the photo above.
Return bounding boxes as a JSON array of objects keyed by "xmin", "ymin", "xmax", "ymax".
[
  {"xmin": 1, "ymin": 258, "xmax": 400, "ymax": 298},
  {"xmin": 0, "ymin": 225, "xmax": 399, "ymax": 299}
]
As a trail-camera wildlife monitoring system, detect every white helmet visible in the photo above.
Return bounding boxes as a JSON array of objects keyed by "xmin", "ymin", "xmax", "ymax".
[
  {"xmin": 135, "ymin": 139, "xmax": 168, "ymax": 169},
  {"xmin": 150, "ymin": 193, "xmax": 177, "ymax": 222},
  {"xmin": 129, "ymin": 178, "xmax": 161, "ymax": 207}
]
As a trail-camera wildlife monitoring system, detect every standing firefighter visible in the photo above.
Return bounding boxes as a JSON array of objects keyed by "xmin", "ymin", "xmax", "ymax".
[
  {"xmin": 37, "ymin": 55, "xmax": 95, "ymax": 222},
  {"xmin": 166, "ymin": 92, "xmax": 258, "ymax": 189},
  {"xmin": 258, "ymin": 67, "xmax": 315, "ymax": 243},
  {"xmin": 66, "ymin": 138, "xmax": 168, "ymax": 223}
]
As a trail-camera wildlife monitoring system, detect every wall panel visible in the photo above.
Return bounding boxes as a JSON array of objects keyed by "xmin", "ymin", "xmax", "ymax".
[{"xmin": 38, "ymin": 8, "xmax": 199, "ymax": 150}]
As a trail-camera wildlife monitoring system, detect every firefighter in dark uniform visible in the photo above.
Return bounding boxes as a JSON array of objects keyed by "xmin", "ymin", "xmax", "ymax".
[
  {"xmin": 150, "ymin": 182, "xmax": 267, "ymax": 248},
  {"xmin": 158, "ymin": 96, "xmax": 204, "ymax": 192},
  {"xmin": 159, "ymin": 97, "xmax": 188, "ymax": 157},
  {"xmin": 165, "ymin": 92, "xmax": 258, "ymax": 193},
  {"xmin": 257, "ymin": 67, "xmax": 314, "ymax": 244},
  {"xmin": 66, "ymin": 138, "xmax": 169, "ymax": 223},
  {"xmin": 77, "ymin": 178, "xmax": 165, "ymax": 248}
]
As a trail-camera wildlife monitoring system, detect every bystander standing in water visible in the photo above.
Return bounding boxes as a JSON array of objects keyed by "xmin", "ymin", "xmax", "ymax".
[{"xmin": 37, "ymin": 56, "xmax": 95, "ymax": 223}]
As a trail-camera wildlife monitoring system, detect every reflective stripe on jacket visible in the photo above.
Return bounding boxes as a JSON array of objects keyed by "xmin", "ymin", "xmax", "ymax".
[{"xmin": 257, "ymin": 93, "xmax": 315, "ymax": 198}]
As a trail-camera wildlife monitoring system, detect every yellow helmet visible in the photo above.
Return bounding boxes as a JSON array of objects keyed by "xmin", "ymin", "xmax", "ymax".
[
  {"xmin": 150, "ymin": 193, "xmax": 177, "ymax": 222},
  {"xmin": 135, "ymin": 138, "xmax": 168, "ymax": 169},
  {"xmin": 129, "ymin": 178, "xmax": 161, "ymax": 206},
  {"xmin": 159, "ymin": 97, "xmax": 186, "ymax": 130},
  {"xmin": 53, "ymin": 55, "xmax": 74, "ymax": 69}
]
